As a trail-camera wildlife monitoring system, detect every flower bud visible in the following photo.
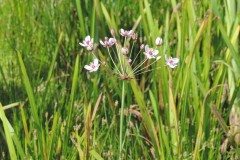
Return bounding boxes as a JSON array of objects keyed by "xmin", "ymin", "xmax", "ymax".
[
  {"xmin": 132, "ymin": 33, "xmax": 138, "ymax": 40},
  {"xmin": 111, "ymin": 29, "xmax": 115, "ymax": 36},
  {"xmin": 155, "ymin": 37, "xmax": 163, "ymax": 46},
  {"xmin": 102, "ymin": 61, "xmax": 106, "ymax": 66},
  {"xmin": 140, "ymin": 44, "xmax": 145, "ymax": 50},
  {"xmin": 122, "ymin": 48, "xmax": 128, "ymax": 55},
  {"xmin": 128, "ymin": 58, "xmax": 132, "ymax": 63},
  {"xmin": 156, "ymin": 56, "xmax": 161, "ymax": 61}
]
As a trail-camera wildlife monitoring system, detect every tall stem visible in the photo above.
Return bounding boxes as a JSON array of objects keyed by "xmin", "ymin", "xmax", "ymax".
[{"xmin": 119, "ymin": 81, "xmax": 125, "ymax": 159}]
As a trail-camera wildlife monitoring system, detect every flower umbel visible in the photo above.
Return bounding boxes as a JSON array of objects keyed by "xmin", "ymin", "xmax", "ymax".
[
  {"xmin": 79, "ymin": 35, "xmax": 93, "ymax": 51},
  {"xmin": 84, "ymin": 58, "xmax": 100, "ymax": 72},
  {"xmin": 81, "ymin": 30, "xmax": 179, "ymax": 77}
]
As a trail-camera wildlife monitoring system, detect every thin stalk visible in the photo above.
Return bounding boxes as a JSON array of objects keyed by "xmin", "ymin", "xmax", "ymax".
[
  {"xmin": 124, "ymin": 41, "xmax": 135, "ymax": 73},
  {"xmin": 124, "ymin": 37, "xmax": 126, "ymax": 47},
  {"xmin": 130, "ymin": 58, "xmax": 148, "ymax": 75},
  {"xmin": 91, "ymin": 52, "xmax": 103, "ymax": 63},
  {"xmin": 129, "ymin": 41, "xmax": 135, "ymax": 59},
  {"xmin": 107, "ymin": 48, "xmax": 121, "ymax": 74},
  {"xmin": 133, "ymin": 66, "xmax": 162, "ymax": 76},
  {"xmin": 130, "ymin": 49, "xmax": 142, "ymax": 67},
  {"xmin": 129, "ymin": 59, "xmax": 160, "ymax": 76},
  {"xmin": 119, "ymin": 81, "xmax": 125, "ymax": 159}
]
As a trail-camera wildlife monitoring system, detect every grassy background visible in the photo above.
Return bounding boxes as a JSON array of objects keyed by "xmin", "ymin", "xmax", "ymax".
[{"xmin": 0, "ymin": 0, "xmax": 239, "ymax": 159}]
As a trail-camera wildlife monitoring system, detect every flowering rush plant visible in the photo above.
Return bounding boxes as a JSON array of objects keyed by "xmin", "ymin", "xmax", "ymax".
[
  {"xmin": 79, "ymin": 28, "xmax": 179, "ymax": 158},
  {"xmin": 79, "ymin": 28, "xmax": 179, "ymax": 80}
]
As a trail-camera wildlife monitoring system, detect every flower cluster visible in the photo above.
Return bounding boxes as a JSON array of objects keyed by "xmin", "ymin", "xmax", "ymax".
[{"xmin": 79, "ymin": 28, "xmax": 179, "ymax": 78}]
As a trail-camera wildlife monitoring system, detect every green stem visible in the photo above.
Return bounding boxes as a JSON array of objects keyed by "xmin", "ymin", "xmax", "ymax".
[{"xmin": 119, "ymin": 81, "xmax": 125, "ymax": 159}]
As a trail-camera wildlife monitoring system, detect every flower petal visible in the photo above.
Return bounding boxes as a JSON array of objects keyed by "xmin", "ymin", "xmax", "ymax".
[
  {"xmin": 128, "ymin": 30, "xmax": 133, "ymax": 36},
  {"xmin": 169, "ymin": 64, "xmax": 177, "ymax": 68},
  {"xmin": 100, "ymin": 40, "xmax": 105, "ymax": 46},
  {"xmin": 145, "ymin": 45, "xmax": 149, "ymax": 51},
  {"xmin": 153, "ymin": 50, "xmax": 159, "ymax": 56},
  {"xmin": 172, "ymin": 58, "xmax": 179, "ymax": 63},
  {"xmin": 92, "ymin": 64, "xmax": 100, "ymax": 72},
  {"xmin": 84, "ymin": 65, "xmax": 92, "ymax": 71},
  {"xmin": 94, "ymin": 58, "xmax": 99, "ymax": 66},
  {"xmin": 79, "ymin": 42, "xmax": 86, "ymax": 47},
  {"xmin": 87, "ymin": 46, "xmax": 93, "ymax": 51},
  {"xmin": 120, "ymin": 29, "xmax": 125, "ymax": 35},
  {"xmin": 109, "ymin": 38, "xmax": 116, "ymax": 45},
  {"xmin": 85, "ymin": 35, "xmax": 91, "ymax": 41}
]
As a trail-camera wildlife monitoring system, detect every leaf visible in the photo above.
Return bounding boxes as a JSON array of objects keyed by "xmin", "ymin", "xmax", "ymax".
[
  {"xmin": 0, "ymin": 103, "xmax": 17, "ymax": 160},
  {"xmin": 90, "ymin": 150, "xmax": 104, "ymax": 160},
  {"xmin": 168, "ymin": 72, "xmax": 180, "ymax": 156},
  {"xmin": 17, "ymin": 51, "xmax": 40, "ymax": 127}
]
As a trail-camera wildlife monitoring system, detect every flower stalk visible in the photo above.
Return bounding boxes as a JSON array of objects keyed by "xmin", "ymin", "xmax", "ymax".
[{"xmin": 119, "ymin": 80, "xmax": 125, "ymax": 159}]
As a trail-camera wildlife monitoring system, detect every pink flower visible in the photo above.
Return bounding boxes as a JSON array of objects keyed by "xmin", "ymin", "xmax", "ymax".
[
  {"xmin": 143, "ymin": 45, "xmax": 159, "ymax": 59},
  {"xmin": 165, "ymin": 55, "xmax": 179, "ymax": 68},
  {"xmin": 79, "ymin": 35, "xmax": 93, "ymax": 51},
  {"xmin": 100, "ymin": 37, "xmax": 116, "ymax": 47},
  {"xmin": 84, "ymin": 58, "xmax": 100, "ymax": 72},
  {"xmin": 120, "ymin": 29, "xmax": 133, "ymax": 37},
  {"xmin": 155, "ymin": 37, "xmax": 163, "ymax": 46}
]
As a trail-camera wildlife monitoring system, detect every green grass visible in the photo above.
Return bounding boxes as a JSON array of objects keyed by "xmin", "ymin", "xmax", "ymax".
[{"xmin": 0, "ymin": 0, "xmax": 240, "ymax": 159}]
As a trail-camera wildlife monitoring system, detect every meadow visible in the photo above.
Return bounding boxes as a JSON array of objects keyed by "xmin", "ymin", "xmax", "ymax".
[{"xmin": 0, "ymin": 0, "xmax": 239, "ymax": 159}]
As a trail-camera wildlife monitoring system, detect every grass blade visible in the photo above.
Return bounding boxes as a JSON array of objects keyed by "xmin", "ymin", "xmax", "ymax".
[
  {"xmin": 217, "ymin": 20, "xmax": 240, "ymax": 68},
  {"xmin": 130, "ymin": 80, "xmax": 162, "ymax": 160},
  {"xmin": 0, "ymin": 103, "xmax": 17, "ymax": 160},
  {"xmin": 168, "ymin": 71, "xmax": 180, "ymax": 157},
  {"xmin": 16, "ymin": 51, "xmax": 40, "ymax": 127},
  {"xmin": 100, "ymin": 2, "xmax": 117, "ymax": 32},
  {"xmin": 66, "ymin": 54, "xmax": 80, "ymax": 135},
  {"xmin": 47, "ymin": 32, "xmax": 64, "ymax": 82},
  {"xmin": 90, "ymin": 149, "xmax": 104, "ymax": 160},
  {"xmin": 76, "ymin": 0, "xmax": 86, "ymax": 36}
]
